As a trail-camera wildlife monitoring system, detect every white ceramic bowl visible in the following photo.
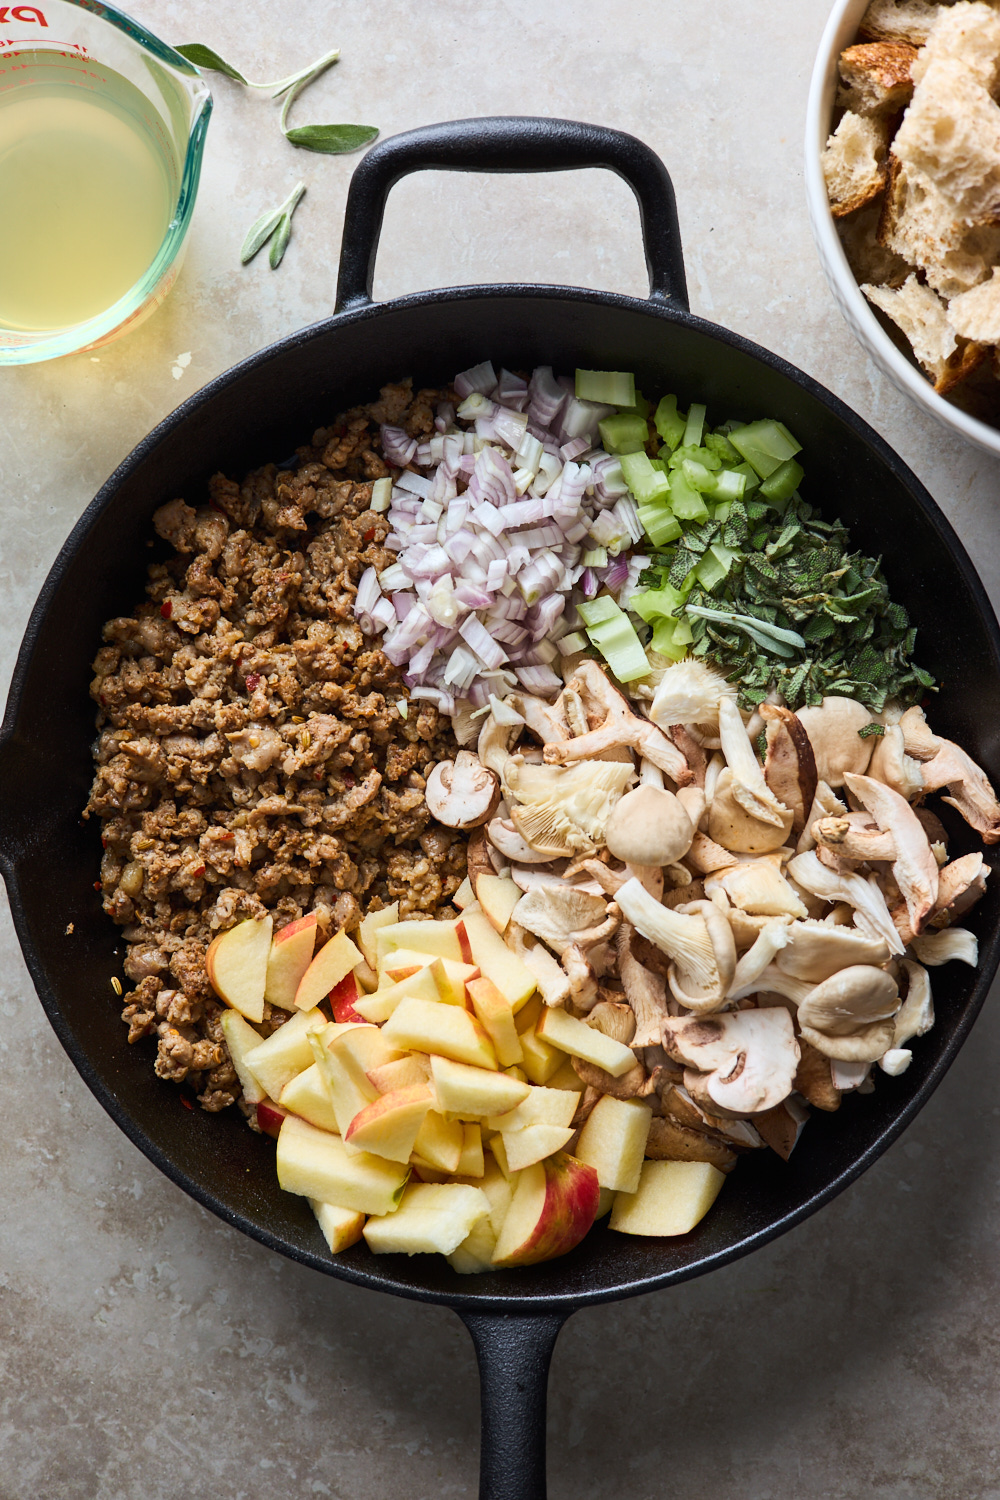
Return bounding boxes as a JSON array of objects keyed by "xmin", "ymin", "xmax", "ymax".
[{"xmin": 805, "ymin": 0, "xmax": 1000, "ymax": 458}]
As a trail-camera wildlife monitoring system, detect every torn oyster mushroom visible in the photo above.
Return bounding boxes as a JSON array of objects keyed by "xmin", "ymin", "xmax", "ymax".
[
  {"xmin": 899, "ymin": 706, "xmax": 1000, "ymax": 844},
  {"xmin": 795, "ymin": 780, "xmax": 847, "ymax": 854},
  {"xmin": 511, "ymin": 885, "xmax": 619, "ymax": 1009},
  {"xmin": 868, "ymin": 723, "xmax": 925, "ymax": 800},
  {"xmin": 661, "ymin": 1008, "xmax": 801, "ymax": 1117},
  {"xmin": 795, "ymin": 696, "xmax": 876, "ymax": 786},
  {"xmin": 705, "ymin": 855, "xmax": 809, "ymax": 920},
  {"xmin": 646, "ymin": 658, "xmax": 739, "ymax": 736},
  {"xmin": 502, "ymin": 755, "xmax": 635, "ymax": 858},
  {"xmin": 507, "ymin": 922, "xmax": 571, "ymax": 1008},
  {"xmin": 708, "ymin": 767, "xmax": 795, "ymax": 854},
  {"xmin": 760, "ymin": 703, "xmax": 819, "ymax": 839},
  {"xmin": 425, "ymin": 751, "xmax": 501, "ymax": 829},
  {"xmin": 910, "ymin": 927, "xmax": 978, "ymax": 967},
  {"xmin": 617, "ymin": 923, "xmax": 670, "ymax": 1047},
  {"xmin": 718, "ymin": 696, "xmax": 792, "ymax": 829},
  {"xmin": 796, "ymin": 965, "xmax": 900, "ymax": 1063},
  {"xmin": 616, "ymin": 877, "xmax": 736, "ymax": 1014},
  {"xmin": 774, "ymin": 920, "xmax": 890, "ymax": 983},
  {"xmin": 843, "ymin": 771, "xmax": 939, "ymax": 933},
  {"xmin": 929, "ymin": 852, "xmax": 988, "ymax": 928},
  {"xmin": 811, "ymin": 810, "xmax": 897, "ymax": 862},
  {"xmin": 787, "ymin": 850, "xmax": 905, "ymax": 955},
  {"xmin": 543, "ymin": 660, "xmax": 692, "ymax": 785}
]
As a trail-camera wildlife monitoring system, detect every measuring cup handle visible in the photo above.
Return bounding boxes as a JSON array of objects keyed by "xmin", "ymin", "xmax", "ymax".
[{"xmin": 334, "ymin": 116, "xmax": 688, "ymax": 312}]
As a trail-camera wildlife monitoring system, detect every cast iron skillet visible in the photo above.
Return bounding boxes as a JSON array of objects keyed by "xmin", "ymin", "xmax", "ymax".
[{"xmin": 2, "ymin": 118, "xmax": 1000, "ymax": 1500}]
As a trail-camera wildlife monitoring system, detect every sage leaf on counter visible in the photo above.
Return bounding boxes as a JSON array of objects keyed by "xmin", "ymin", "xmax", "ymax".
[
  {"xmin": 241, "ymin": 181, "xmax": 306, "ymax": 268},
  {"xmin": 174, "ymin": 42, "xmax": 248, "ymax": 83},
  {"xmin": 284, "ymin": 123, "xmax": 379, "ymax": 154}
]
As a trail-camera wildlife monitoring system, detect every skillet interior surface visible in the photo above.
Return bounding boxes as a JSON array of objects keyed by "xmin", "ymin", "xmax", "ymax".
[{"xmin": 3, "ymin": 283, "xmax": 1000, "ymax": 1312}]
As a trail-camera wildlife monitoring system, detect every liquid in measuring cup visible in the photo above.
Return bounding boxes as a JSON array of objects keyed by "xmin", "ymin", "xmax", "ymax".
[{"xmin": 0, "ymin": 49, "xmax": 180, "ymax": 332}]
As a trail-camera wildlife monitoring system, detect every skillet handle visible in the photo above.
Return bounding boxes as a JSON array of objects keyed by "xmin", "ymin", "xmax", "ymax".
[
  {"xmin": 335, "ymin": 115, "xmax": 688, "ymax": 313},
  {"xmin": 458, "ymin": 1308, "xmax": 569, "ymax": 1500}
]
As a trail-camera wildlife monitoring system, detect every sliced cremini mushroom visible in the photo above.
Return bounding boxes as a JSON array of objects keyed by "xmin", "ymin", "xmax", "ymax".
[
  {"xmin": 617, "ymin": 923, "xmax": 670, "ymax": 1047},
  {"xmin": 465, "ymin": 827, "xmax": 496, "ymax": 898},
  {"xmin": 605, "ymin": 783, "xmax": 695, "ymax": 868},
  {"xmin": 787, "ymin": 850, "xmax": 905, "ymax": 954},
  {"xmin": 761, "ymin": 704, "xmax": 819, "ymax": 839},
  {"xmin": 868, "ymin": 723, "xmax": 924, "ymax": 799},
  {"xmin": 753, "ymin": 1096, "xmax": 811, "ymax": 1160},
  {"xmin": 644, "ymin": 1115, "xmax": 738, "ymax": 1170},
  {"xmin": 426, "ymin": 751, "xmax": 500, "ymax": 829},
  {"xmin": 659, "ymin": 1083, "xmax": 766, "ymax": 1148},
  {"xmin": 843, "ymin": 771, "xmax": 939, "ymax": 933},
  {"xmin": 929, "ymin": 852, "xmax": 988, "ymax": 928},
  {"xmin": 795, "ymin": 696, "xmax": 876, "ymax": 787},
  {"xmin": 793, "ymin": 1036, "xmax": 842, "ymax": 1111},
  {"xmin": 661, "ymin": 1008, "xmax": 801, "ymax": 1117},
  {"xmin": 616, "ymin": 879, "xmax": 736, "ymax": 1015},
  {"xmin": 571, "ymin": 1057, "xmax": 646, "ymax": 1101},
  {"xmin": 543, "ymin": 660, "xmax": 692, "ymax": 784},
  {"xmin": 774, "ymin": 919, "xmax": 890, "ymax": 983}
]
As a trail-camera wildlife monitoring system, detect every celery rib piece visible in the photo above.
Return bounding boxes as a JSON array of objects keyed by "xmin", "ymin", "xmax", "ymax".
[{"xmin": 576, "ymin": 369, "xmax": 636, "ymax": 406}]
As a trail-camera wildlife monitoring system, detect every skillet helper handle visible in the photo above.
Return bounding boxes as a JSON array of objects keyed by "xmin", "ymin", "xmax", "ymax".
[
  {"xmin": 458, "ymin": 1309, "xmax": 570, "ymax": 1500},
  {"xmin": 335, "ymin": 115, "xmax": 688, "ymax": 313}
]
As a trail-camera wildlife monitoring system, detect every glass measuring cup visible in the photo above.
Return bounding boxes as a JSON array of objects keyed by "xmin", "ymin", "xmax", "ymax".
[{"xmin": 0, "ymin": 0, "xmax": 211, "ymax": 363}]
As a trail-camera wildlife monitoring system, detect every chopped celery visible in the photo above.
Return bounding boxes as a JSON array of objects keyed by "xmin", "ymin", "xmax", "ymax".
[
  {"xmin": 576, "ymin": 369, "xmax": 636, "ymax": 406},
  {"xmin": 620, "ymin": 450, "xmax": 671, "ymax": 504},
  {"xmin": 667, "ymin": 443, "xmax": 720, "ymax": 472},
  {"xmin": 654, "ymin": 394, "xmax": 686, "ymax": 450},
  {"xmin": 667, "ymin": 471, "xmax": 710, "ymax": 522},
  {"xmin": 709, "ymin": 468, "xmax": 747, "ymax": 501},
  {"xmin": 650, "ymin": 457, "xmax": 669, "ymax": 473},
  {"xmin": 704, "ymin": 432, "xmax": 741, "ymax": 465},
  {"xmin": 682, "ymin": 402, "xmax": 706, "ymax": 449},
  {"xmin": 680, "ymin": 458, "xmax": 717, "ymax": 493},
  {"xmin": 760, "ymin": 457, "xmax": 804, "ymax": 503},
  {"xmin": 712, "ymin": 500, "xmax": 733, "ymax": 521},
  {"xmin": 637, "ymin": 504, "xmax": 682, "ymax": 547},
  {"xmin": 557, "ymin": 631, "xmax": 588, "ymax": 655},
  {"xmin": 633, "ymin": 581, "xmax": 688, "ymax": 623},
  {"xmin": 695, "ymin": 543, "xmax": 737, "ymax": 591},
  {"xmin": 582, "ymin": 546, "xmax": 608, "ymax": 568},
  {"xmin": 581, "ymin": 599, "xmax": 649, "ymax": 681},
  {"xmin": 732, "ymin": 461, "xmax": 760, "ymax": 495},
  {"xmin": 623, "ymin": 390, "xmax": 652, "ymax": 418},
  {"xmin": 577, "ymin": 595, "xmax": 620, "ymax": 627},
  {"xmin": 598, "ymin": 412, "xmax": 648, "ymax": 455},
  {"xmin": 650, "ymin": 613, "xmax": 693, "ymax": 661},
  {"xmin": 728, "ymin": 418, "xmax": 802, "ymax": 479}
]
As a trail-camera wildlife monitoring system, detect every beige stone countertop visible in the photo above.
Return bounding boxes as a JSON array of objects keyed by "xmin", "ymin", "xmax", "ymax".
[{"xmin": 4, "ymin": 2, "xmax": 1000, "ymax": 1497}]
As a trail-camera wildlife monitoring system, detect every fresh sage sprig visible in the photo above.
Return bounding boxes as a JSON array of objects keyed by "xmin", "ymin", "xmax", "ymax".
[
  {"xmin": 174, "ymin": 41, "xmax": 378, "ymax": 154},
  {"xmin": 241, "ymin": 180, "xmax": 306, "ymax": 269}
]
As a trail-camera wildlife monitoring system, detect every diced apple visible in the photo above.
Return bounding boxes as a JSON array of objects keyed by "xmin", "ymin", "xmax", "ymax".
[
  {"xmin": 518, "ymin": 1026, "xmax": 564, "ymax": 1085},
  {"xmin": 335, "ymin": 1025, "xmax": 406, "ymax": 1077},
  {"xmin": 516, "ymin": 994, "xmax": 542, "ymax": 1034},
  {"xmin": 243, "ymin": 1009, "xmax": 328, "ymax": 1100},
  {"xmin": 309, "ymin": 1199, "xmax": 366, "ymax": 1254},
  {"xmin": 537, "ymin": 1006, "xmax": 636, "ymax": 1077},
  {"xmin": 354, "ymin": 959, "xmax": 379, "ymax": 993},
  {"xmin": 468, "ymin": 977, "xmax": 523, "ymax": 1067},
  {"xmin": 412, "ymin": 1110, "xmax": 465, "ymax": 1173},
  {"xmin": 460, "ymin": 909, "xmax": 537, "ymax": 1010},
  {"xmin": 220, "ymin": 1010, "xmax": 266, "ymax": 1105},
  {"xmin": 447, "ymin": 1215, "xmax": 496, "ymax": 1273},
  {"xmin": 375, "ymin": 918, "xmax": 463, "ymax": 965},
  {"xmin": 383, "ymin": 997, "xmax": 499, "ymax": 1071},
  {"xmin": 489, "ymin": 1132, "xmax": 511, "ymax": 1179},
  {"xmin": 344, "ymin": 1085, "xmax": 434, "ymax": 1163},
  {"xmin": 294, "ymin": 929, "xmax": 363, "ymax": 1011},
  {"xmin": 488, "ymin": 1086, "xmax": 578, "ymax": 1132},
  {"xmin": 367, "ymin": 1054, "xmax": 432, "ymax": 1094},
  {"xmin": 430, "ymin": 1054, "xmax": 530, "ymax": 1119},
  {"xmin": 476, "ymin": 873, "xmax": 522, "ymax": 934},
  {"xmin": 363, "ymin": 1182, "xmax": 489, "ymax": 1255},
  {"xmin": 264, "ymin": 912, "xmax": 318, "ymax": 1011},
  {"xmin": 501, "ymin": 1123, "xmax": 575, "ymax": 1172},
  {"xmin": 356, "ymin": 902, "xmax": 399, "ymax": 968},
  {"xmin": 330, "ymin": 970, "xmax": 367, "ymax": 1023},
  {"xmin": 353, "ymin": 965, "xmax": 443, "ymax": 1023},
  {"xmin": 308, "ymin": 1027, "xmax": 379, "ymax": 1136},
  {"xmin": 548, "ymin": 1057, "xmax": 585, "ymax": 1093},
  {"xmin": 428, "ymin": 957, "xmax": 481, "ymax": 1006},
  {"xmin": 279, "ymin": 1062, "xmax": 340, "ymax": 1134},
  {"xmin": 256, "ymin": 1100, "xmax": 288, "ymax": 1138},
  {"xmin": 609, "ymin": 1159, "xmax": 726, "ymax": 1237},
  {"xmin": 205, "ymin": 915, "xmax": 274, "ymax": 1023},
  {"xmin": 457, "ymin": 1122, "xmax": 484, "ymax": 1178},
  {"xmin": 491, "ymin": 1151, "xmax": 599, "ymax": 1267},
  {"xmin": 276, "ymin": 1115, "xmax": 410, "ymax": 1215},
  {"xmin": 596, "ymin": 1187, "xmax": 615, "ymax": 1219},
  {"xmin": 452, "ymin": 876, "xmax": 475, "ymax": 911},
  {"xmin": 505, "ymin": 1065, "xmax": 528, "ymax": 1083},
  {"xmin": 478, "ymin": 1156, "xmax": 516, "ymax": 1237},
  {"xmin": 574, "ymin": 1096, "xmax": 652, "ymax": 1194}
]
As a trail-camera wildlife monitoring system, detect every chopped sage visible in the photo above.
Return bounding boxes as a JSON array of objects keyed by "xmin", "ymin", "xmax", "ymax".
[{"xmin": 858, "ymin": 723, "xmax": 886, "ymax": 738}]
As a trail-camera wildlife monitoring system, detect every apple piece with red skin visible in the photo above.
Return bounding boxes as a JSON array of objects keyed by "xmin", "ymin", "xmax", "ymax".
[
  {"xmin": 330, "ymin": 971, "xmax": 367, "ymax": 1024},
  {"xmin": 491, "ymin": 1151, "xmax": 599, "ymax": 1267},
  {"xmin": 295, "ymin": 929, "xmax": 363, "ymax": 1011},
  {"xmin": 456, "ymin": 918, "xmax": 474, "ymax": 966},
  {"xmin": 264, "ymin": 911, "xmax": 319, "ymax": 1011},
  {"xmin": 256, "ymin": 1099, "xmax": 289, "ymax": 1139},
  {"xmin": 205, "ymin": 915, "xmax": 273, "ymax": 1023}
]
